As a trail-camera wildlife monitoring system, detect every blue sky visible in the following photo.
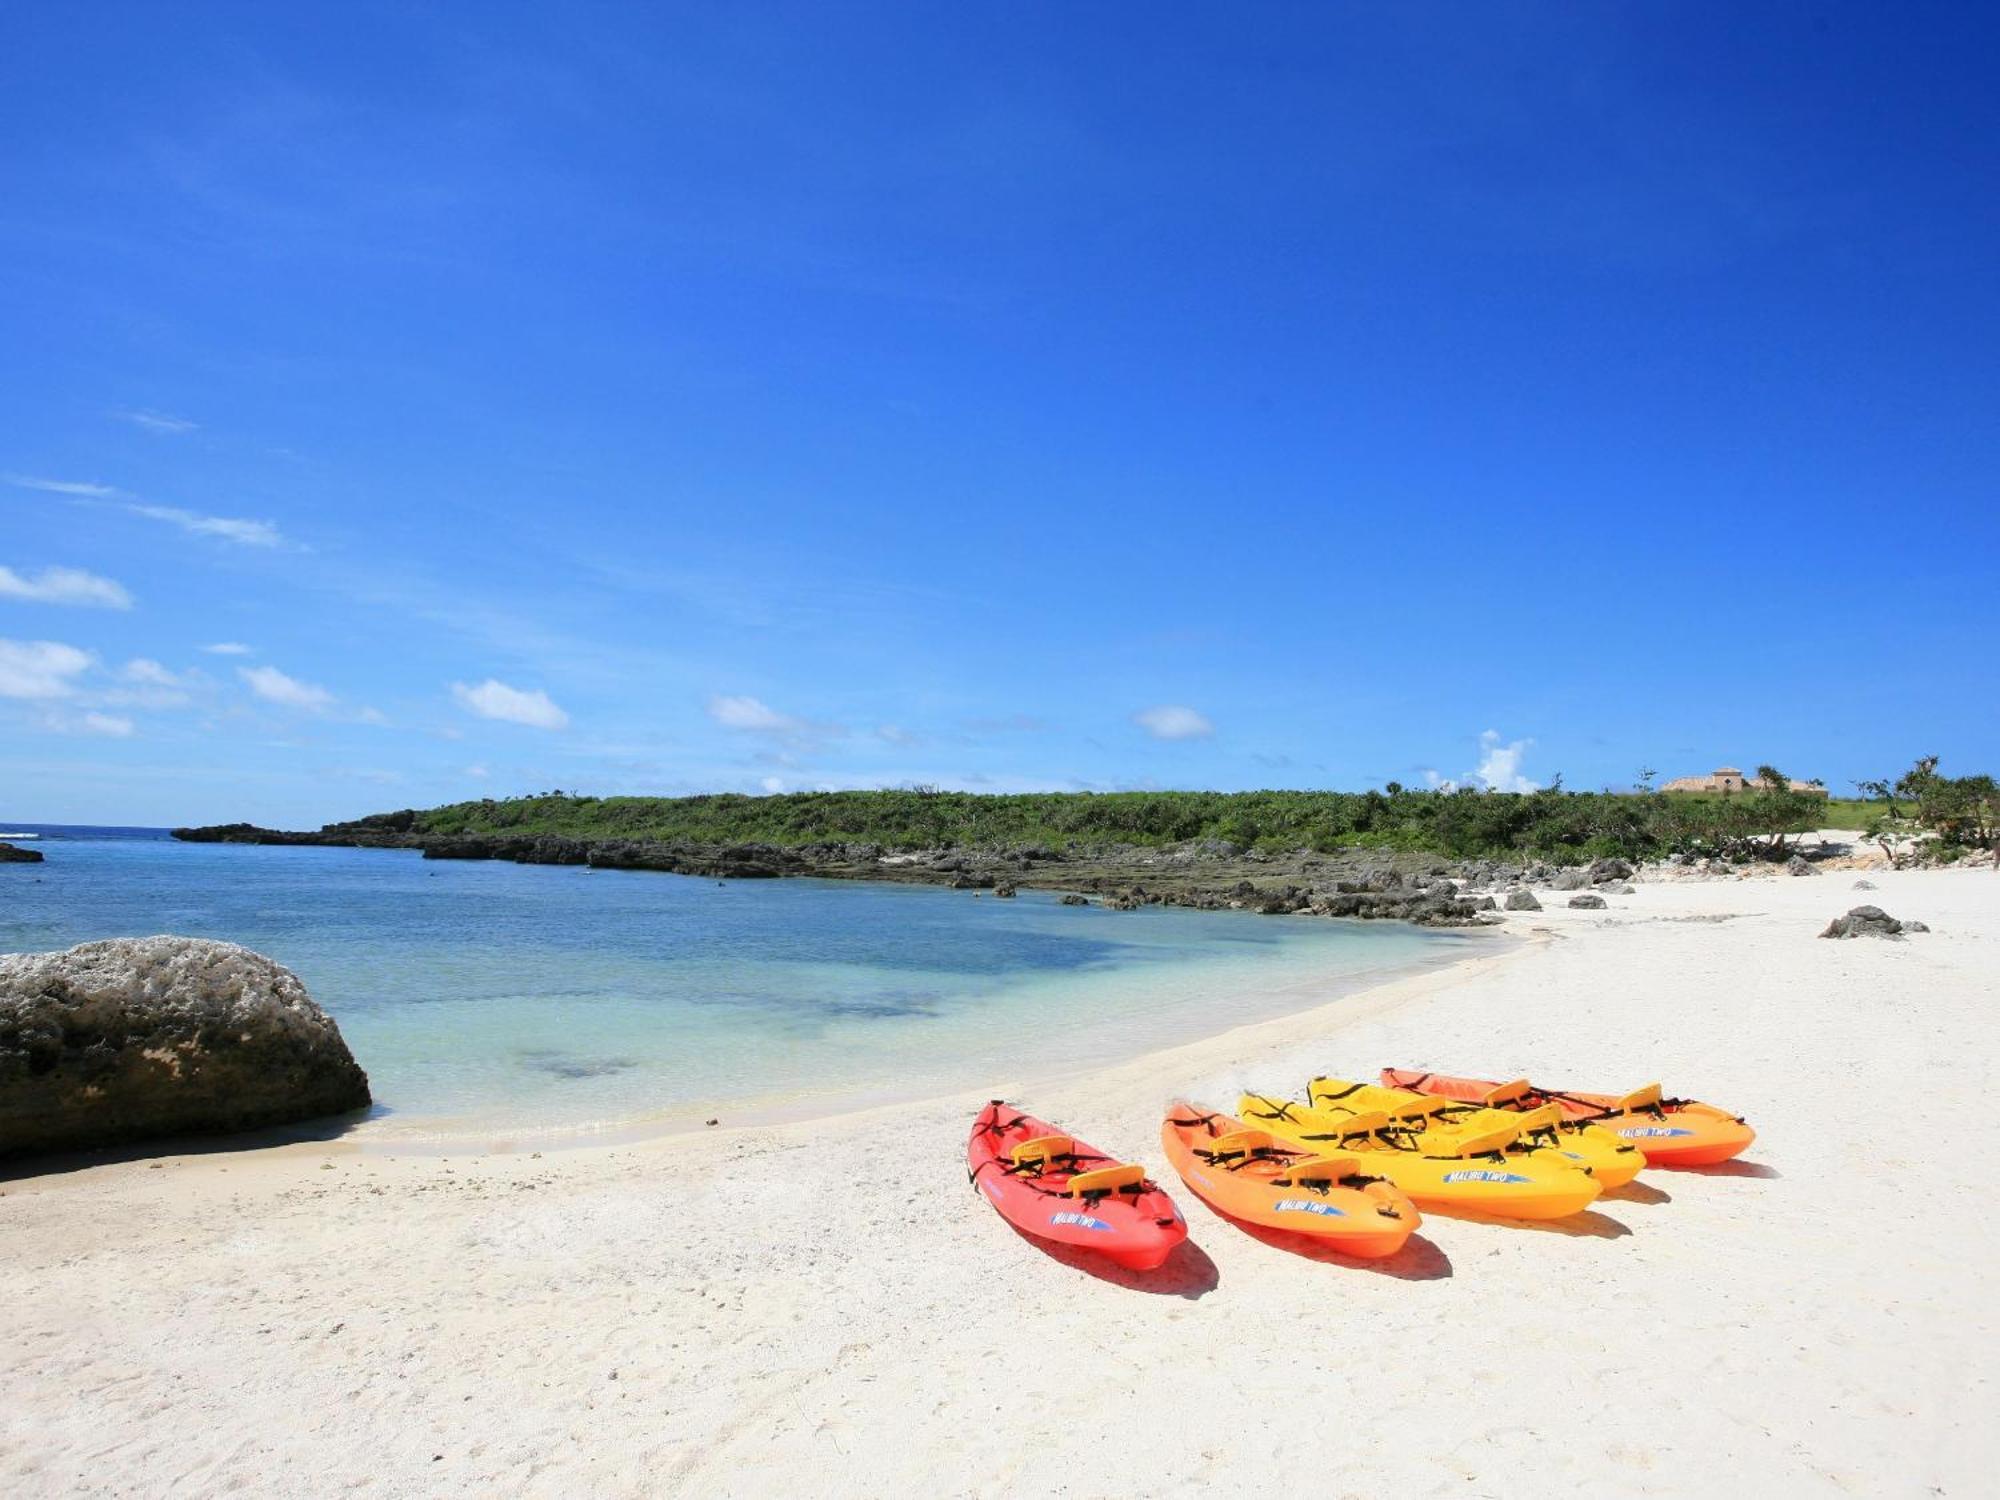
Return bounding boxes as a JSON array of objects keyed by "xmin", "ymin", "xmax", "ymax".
[{"xmin": 3, "ymin": 3, "xmax": 1996, "ymax": 826}]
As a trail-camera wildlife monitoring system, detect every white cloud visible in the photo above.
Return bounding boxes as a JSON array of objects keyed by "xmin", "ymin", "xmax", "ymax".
[
  {"xmin": 201, "ymin": 641, "xmax": 254, "ymax": 656},
  {"xmin": 708, "ymin": 694, "xmax": 799, "ymax": 732},
  {"xmin": 354, "ymin": 705, "xmax": 389, "ymax": 726},
  {"xmin": 451, "ymin": 678, "xmax": 569, "ymax": 729},
  {"xmin": 118, "ymin": 409, "xmax": 198, "ymax": 435},
  {"xmin": 1474, "ymin": 729, "xmax": 1538, "ymax": 792},
  {"xmin": 121, "ymin": 658, "xmax": 181, "ymax": 687},
  {"xmin": 466, "ymin": 763, "xmax": 490, "ymax": 779},
  {"xmin": 128, "ymin": 504, "xmax": 283, "ymax": 548},
  {"xmin": 80, "ymin": 711, "xmax": 135, "ymax": 737},
  {"xmin": 759, "ymin": 775, "xmax": 787, "ymax": 794},
  {"xmin": 0, "ymin": 565, "xmax": 134, "ymax": 609},
  {"xmin": 240, "ymin": 664, "xmax": 334, "ymax": 712},
  {"xmin": 876, "ymin": 723, "xmax": 917, "ymax": 746},
  {"xmin": 1133, "ymin": 704, "xmax": 1215, "ymax": 741},
  {"xmin": 6, "ymin": 475, "xmax": 127, "ymax": 498},
  {"xmin": 0, "ymin": 638, "xmax": 95, "ymax": 699}
]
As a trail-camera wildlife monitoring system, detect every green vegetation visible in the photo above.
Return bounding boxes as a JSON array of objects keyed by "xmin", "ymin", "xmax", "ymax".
[
  {"xmin": 1856, "ymin": 757, "xmax": 1999, "ymax": 865},
  {"xmin": 351, "ymin": 761, "xmax": 1890, "ymax": 864}
]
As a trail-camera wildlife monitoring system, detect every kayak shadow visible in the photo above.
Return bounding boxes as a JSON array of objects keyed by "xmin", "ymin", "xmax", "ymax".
[
  {"xmin": 1447, "ymin": 1208, "xmax": 1631, "ymax": 1239},
  {"xmin": 1006, "ymin": 1223, "xmax": 1219, "ymax": 1299},
  {"xmin": 1233, "ymin": 1222, "xmax": 1453, "ymax": 1281},
  {"xmin": 1674, "ymin": 1159, "xmax": 1779, "ymax": 1180},
  {"xmin": 1604, "ymin": 1180, "xmax": 1672, "ymax": 1206}
]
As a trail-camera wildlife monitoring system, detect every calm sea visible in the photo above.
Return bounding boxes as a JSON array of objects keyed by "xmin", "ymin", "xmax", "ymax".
[{"xmin": 0, "ymin": 825, "xmax": 1470, "ymax": 1141}]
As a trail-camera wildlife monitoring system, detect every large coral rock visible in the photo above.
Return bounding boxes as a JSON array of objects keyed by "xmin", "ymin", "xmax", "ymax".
[{"xmin": 0, "ymin": 936, "xmax": 370, "ymax": 1158}]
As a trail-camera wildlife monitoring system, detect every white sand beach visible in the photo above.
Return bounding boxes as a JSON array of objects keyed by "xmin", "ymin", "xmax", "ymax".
[{"xmin": 3, "ymin": 862, "xmax": 1995, "ymax": 1498}]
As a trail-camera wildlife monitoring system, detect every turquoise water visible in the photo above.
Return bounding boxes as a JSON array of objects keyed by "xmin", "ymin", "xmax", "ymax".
[{"xmin": 0, "ymin": 828, "xmax": 1469, "ymax": 1139}]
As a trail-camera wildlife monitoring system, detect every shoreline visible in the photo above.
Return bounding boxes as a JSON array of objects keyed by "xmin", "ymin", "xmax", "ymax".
[
  {"xmin": 5, "ymin": 864, "xmax": 1993, "ymax": 1496},
  {"xmin": 331, "ymin": 925, "xmax": 1510, "ymax": 1156}
]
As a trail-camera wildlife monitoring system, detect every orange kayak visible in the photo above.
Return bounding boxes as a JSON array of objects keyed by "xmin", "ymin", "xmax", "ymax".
[
  {"xmin": 1160, "ymin": 1103, "xmax": 1420, "ymax": 1258},
  {"xmin": 1380, "ymin": 1069, "xmax": 1755, "ymax": 1167}
]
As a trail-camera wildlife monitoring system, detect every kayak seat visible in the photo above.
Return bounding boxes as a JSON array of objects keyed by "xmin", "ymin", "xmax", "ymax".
[
  {"xmin": 1379, "ymin": 1095, "xmax": 1449, "ymax": 1123},
  {"xmin": 1010, "ymin": 1135, "xmax": 1076, "ymax": 1171},
  {"xmin": 1208, "ymin": 1128, "xmax": 1278, "ymax": 1159},
  {"xmin": 1330, "ymin": 1109, "xmax": 1394, "ymax": 1140},
  {"xmin": 1066, "ymin": 1162, "xmax": 1145, "ymax": 1198},
  {"xmin": 1612, "ymin": 1083, "xmax": 1665, "ymax": 1113},
  {"xmin": 1513, "ymin": 1103, "xmax": 1569, "ymax": 1136},
  {"xmin": 1428, "ymin": 1119, "xmax": 1525, "ymax": 1159},
  {"xmin": 1278, "ymin": 1154, "xmax": 1360, "ymax": 1187},
  {"xmin": 1482, "ymin": 1078, "xmax": 1536, "ymax": 1107}
]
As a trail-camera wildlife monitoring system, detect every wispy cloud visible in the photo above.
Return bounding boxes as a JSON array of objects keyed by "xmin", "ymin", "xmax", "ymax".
[
  {"xmin": 240, "ymin": 664, "xmax": 334, "ymax": 712},
  {"xmin": 105, "ymin": 658, "xmax": 197, "ymax": 709},
  {"xmin": 128, "ymin": 504, "xmax": 284, "ymax": 548},
  {"xmin": 201, "ymin": 641, "xmax": 254, "ymax": 655},
  {"xmin": 48, "ymin": 710, "xmax": 137, "ymax": 738},
  {"xmin": 10, "ymin": 476, "xmax": 288, "ymax": 549},
  {"xmin": 708, "ymin": 694, "xmax": 800, "ymax": 732},
  {"xmin": 1133, "ymin": 704, "xmax": 1215, "ymax": 741},
  {"xmin": 6, "ymin": 475, "xmax": 127, "ymax": 499},
  {"xmin": 0, "ymin": 638, "xmax": 95, "ymax": 699},
  {"xmin": 452, "ymin": 678, "xmax": 570, "ymax": 729},
  {"xmin": 0, "ymin": 565, "xmax": 133, "ymax": 609},
  {"xmin": 117, "ymin": 409, "xmax": 199, "ymax": 435}
]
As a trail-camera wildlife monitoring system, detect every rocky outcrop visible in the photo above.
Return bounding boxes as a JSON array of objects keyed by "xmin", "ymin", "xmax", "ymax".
[
  {"xmin": 0, "ymin": 937, "xmax": 370, "ymax": 1158},
  {"xmin": 1785, "ymin": 854, "xmax": 1819, "ymax": 876},
  {"xmin": 1568, "ymin": 893, "xmax": 1608, "ymax": 909},
  {"xmin": 1550, "ymin": 869, "xmax": 1591, "ymax": 891},
  {"xmin": 1818, "ymin": 906, "xmax": 1905, "ymax": 940},
  {"xmin": 992, "ymin": 881, "xmax": 1017, "ymax": 898},
  {"xmin": 1504, "ymin": 889, "xmax": 1542, "ymax": 911},
  {"xmin": 1588, "ymin": 858, "xmax": 1634, "ymax": 885},
  {"xmin": 1058, "ymin": 893, "xmax": 1091, "ymax": 906},
  {"xmin": 171, "ymin": 821, "xmax": 1530, "ymax": 930},
  {"xmin": 0, "ymin": 841, "xmax": 44, "ymax": 863}
]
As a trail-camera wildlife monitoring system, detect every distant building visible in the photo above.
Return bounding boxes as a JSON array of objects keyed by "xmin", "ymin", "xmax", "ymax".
[{"xmin": 1661, "ymin": 766, "xmax": 1826, "ymax": 796}]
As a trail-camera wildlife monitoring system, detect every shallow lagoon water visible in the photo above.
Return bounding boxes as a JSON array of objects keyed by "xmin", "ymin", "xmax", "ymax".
[{"xmin": 1, "ymin": 828, "xmax": 1472, "ymax": 1138}]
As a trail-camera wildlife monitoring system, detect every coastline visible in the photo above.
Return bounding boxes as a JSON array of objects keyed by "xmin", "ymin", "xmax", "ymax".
[
  {"xmin": 4, "ymin": 865, "xmax": 1995, "ymax": 1496},
  {"xmin": 332, "ymin": 924, "xmax": 1509, "ymax": 1155}
]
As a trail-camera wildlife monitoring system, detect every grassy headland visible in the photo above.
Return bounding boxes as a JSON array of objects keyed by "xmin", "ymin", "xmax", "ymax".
[{"xmin": 314, "ymin": 781, "xmax": 1846, "ymax": 863}]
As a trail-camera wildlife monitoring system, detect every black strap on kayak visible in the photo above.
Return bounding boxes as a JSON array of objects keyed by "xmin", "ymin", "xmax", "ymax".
[
  {"xmin": 970, "ymin": 1105, "xmax": 1033, "ymax": 1138},
  {"xmin": 1168, "ymin": 1111, "xmax": 1221, "ymax": 1130},
  {"xmin": 1240, "ymin": 1096, "xmax": 1299, "ymax": 1123},
  {"xmin": 1192, "ymin": 1143, "xmax": 1297, "ymax": 1172},
  {"xmin": 1073, "ymin": 1181, "xmax": 1151, "ymax": 1208},
  {"xmin": 1313, "ymin": 1081, "xmax": 1368, "ymax": 1103},
  {"xmin": 1536, "ymin": 1087, "xmax": 1615, "ymax": 1119}
]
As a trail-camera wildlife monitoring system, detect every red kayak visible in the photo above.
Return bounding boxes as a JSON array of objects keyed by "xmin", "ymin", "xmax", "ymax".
[{"xmin": 968, "ymin": 1100, "xmax": 1188, "ymax": 1270}]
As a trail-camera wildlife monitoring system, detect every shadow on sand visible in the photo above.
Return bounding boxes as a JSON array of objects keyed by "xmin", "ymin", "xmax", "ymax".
[
  {"xmin": 1230, "ymin": 1221, "xmax": 1454, "ymax": 1280},
  {"xmin": 1444, "ymin": 1207, "xmax": 1632, "ymax": 1239},
  {"xmin": 1007, "ymin": 1222, "xmax": 1219, "ymax": 1299},
  {"xmin": 0, "ymin": 1108, "xmax": 374, "ymax": 1184},
  {"xmin": 1603, "ymin": 1179, "xmax": 1673, "ymax": 1206},
  {"xmin": 1674, "ymin": 1158, "xmax": 1779, "ymax": 1180}
]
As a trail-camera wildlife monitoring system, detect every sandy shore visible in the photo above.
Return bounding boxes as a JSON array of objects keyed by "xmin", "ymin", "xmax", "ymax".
[{"xmin": 3, "ymin": 864, "xmax": 1995, "ymax": 1497}]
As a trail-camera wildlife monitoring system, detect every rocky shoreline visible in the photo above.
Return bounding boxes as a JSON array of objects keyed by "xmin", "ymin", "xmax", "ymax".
[{"xmin": 170, "ymin": 820, "xmax": 1669, "ymax": 928}]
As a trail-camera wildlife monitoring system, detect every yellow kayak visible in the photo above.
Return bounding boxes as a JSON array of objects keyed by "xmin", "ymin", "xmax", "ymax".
[
  {"xmin": 1237, "ymin": 1090, "xmax": 1603, "ymax": 1220},
  {"xmin": 1309, "ymin": 1078, "xmax": 1645, "ymax": 1189}
]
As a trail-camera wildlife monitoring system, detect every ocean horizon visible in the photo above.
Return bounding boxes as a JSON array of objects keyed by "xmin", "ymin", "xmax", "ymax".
[{"xmin": 2, "ymin": 826, "xmax": 1471, "ymax": 1141}]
